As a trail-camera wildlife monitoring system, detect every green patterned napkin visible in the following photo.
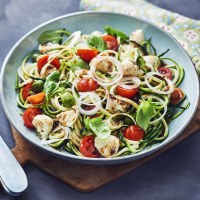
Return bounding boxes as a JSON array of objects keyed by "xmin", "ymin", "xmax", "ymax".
[{"xmin": 80, "ymin": 0, "xmax": 200, "ymax": 75}]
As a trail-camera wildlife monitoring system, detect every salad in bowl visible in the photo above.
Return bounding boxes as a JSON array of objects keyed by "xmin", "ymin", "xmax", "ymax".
[{"xmin": 15, "ymin": 25, "xmax": 189, "ymax": 159}]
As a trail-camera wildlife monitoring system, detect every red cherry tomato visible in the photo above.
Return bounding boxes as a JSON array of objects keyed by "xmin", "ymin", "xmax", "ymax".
[
  {"xmin": 22, "ymin": 83, "xmax": 32, "ymax": 101},
  {"xmin": 123, "ymin": 125, "xmax": 145, "ymax": 141},
  {"xmin": 22, "ymin": 108, "xmax": 42, "ymax": 129},
  {"xmin": 102, "ymin": 35, "xmax": 118, "ymax": 51},
  {"xmin": 116, "ymin": 86, "xmax": 139, "ymax": 99},
  {"xmin": 77, "ymin": 49, "xmax": 98, "ymax": 62},
  {"xmin": 79, "ymin": 135, "xmax": 100, "ymax": 158},
  {"xmin": 170, "ymin": 88, "xmax": 185, "ymax": 105},
  {"xmin": 77, "ymin": 79, "xmax": 98, "ymax": 92},
  {"xmin": 37, "ymin": 55, "xmax": 60, "ymax": 70},
  {"xmin": 158, "ymin": 67, "xmax": 173, "ymax": 80}
]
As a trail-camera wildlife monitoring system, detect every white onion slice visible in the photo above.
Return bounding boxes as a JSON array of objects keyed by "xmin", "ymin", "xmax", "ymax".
[
  {"xmin": 71, "ymin": 82, "xmax": 108, "ymax": 106},
  {"xmin": 77, "ymin": 92, "xmax": 101, "ymax": 115},
  {"xmin": 145, "ymin": 72, "xmax": 174, "ymax": 94},
  {"xmin": 51, "ymin": 96, "xmax": 67, "ymax": 111},
  {"xmin": 117, "ymin": 77, "xmax": 141, "ymax": 90},
  {"xmin": 66, "ymin": 31, "xmax": 81, "ymax": 48},
  {"xmin": 89, "ymin": 56, "xmax": 123, "ymax": 86}
]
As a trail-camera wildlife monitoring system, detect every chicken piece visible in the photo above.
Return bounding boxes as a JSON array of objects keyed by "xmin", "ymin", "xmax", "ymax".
[
  {"xmin": 119, "ymin": 44, "xmax": 138, "ymax": 63},
  {"xmin": 39, "ymin": 43, "xmax": 60, "ymax": 54},
  {"xmin": 32, "ymin": 115, "xmax": 54, "ymax": 140},
  {"xmin": 94, "ymin": 135, "xmax": 120, "ymax": 157},
  {"xmin": 56, "ymin": 107, "xmax": 78, "ymax": 127},
  {"xmin": 95, "ymin": 58, "xmax": 115, "ymax": 74},
  {"xmin": 143, "ymin": 55, "xmax": 161, "ymax": 68},
  {"xmin": 122, "ymin": 58, "xmax": 143, "ymax": 77},
  {"xmin": 129, "ymin": 29, "xmax": 145, "ymax": 44},
  {"xmin": 74, "ymin": 69, "xmax": 90, "ymax": 78},
  {"xmin": 107, "ymin": 95, "xmax": 131, "ymax": 114}
]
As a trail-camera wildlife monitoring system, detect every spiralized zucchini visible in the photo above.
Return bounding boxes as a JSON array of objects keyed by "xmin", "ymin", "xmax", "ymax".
[{"xmin": 15, "ymin": 27, "xmax": 189, "ymax": 159}]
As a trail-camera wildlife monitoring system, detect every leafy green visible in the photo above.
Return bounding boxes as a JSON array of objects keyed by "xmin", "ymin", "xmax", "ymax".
[
  {"xmin": 69, "ymin": 58, "xmax": 89, "ymax": 72},
  {"xmin": 89, "ymin": 117, "xmax": 111, "ymax": 139},
  {"xmin": 104, "ymin": 26, "xmax": 128, "ymax": 40},
  {"xmin": 38, "ymin": 29, "xmax": 70, "ymax": 45},
  {"xmin": 137, "ymin": 55, "xmax": 147, "ymax": 72},
  {"xmin": 136, "ymin": 99, "xmax": 156, "ymax": 130},
  {"xmin": 44, "ymin": 71, "xmax": 60, "ymax": 101},
  {"xmin": 87, "ymin": 36, "xmax": 107, "ymax": 52}
]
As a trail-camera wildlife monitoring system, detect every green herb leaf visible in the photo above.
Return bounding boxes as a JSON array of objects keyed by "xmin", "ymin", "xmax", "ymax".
[
  {"xmin": 69, "ymin": 58, "xmax": 89, "ymax": 72},
  {"xmin": 87, "ymin": 36, "xmax": 107, "ymax": 52},
  {"xmin": 89, "ymin": 117, "xmax": 111, "ymax": 139},
  {"xmin": 136, "ymin": 99, "xmax": 156, "ymax": 130},
  {"xmin": 38, "ymin": 29, "xmax": 70, "ymax": 45},
  {"xmin": 105, "ymin": 26, "xmax": 128, "ymax": 40},
  {"xmin": 44, "ymin": 71, "xmax": 60, "ymax": 101}
]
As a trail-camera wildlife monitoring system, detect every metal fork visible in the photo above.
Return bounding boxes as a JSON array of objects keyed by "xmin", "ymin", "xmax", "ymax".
[{"xmin": 0, "ymin": 136, "xmax": 28, "ymax": 196}]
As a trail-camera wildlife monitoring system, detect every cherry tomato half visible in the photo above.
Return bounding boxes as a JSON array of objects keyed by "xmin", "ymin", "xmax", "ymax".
[
  {"xmin": 22, "ymin": 83, "xmax": 32, "ymax": 101},
  {"xmin": 77, "ymin": 79, "xmax": 98, "ymax": 92},
  {"xmin": 123, "ymin": 125, "xmax": 145, "ymax": 141},
  {"xmin": 77, "ymin": 49, "xmax": 98, "ymax": 63},
  {"xmin": 22, "ymin": 108, "xmax": 42, "ymax": 128},
  {"xmin": 27, "ymin": 92, "xmax": 45, "ymax": 104},
  {"xmin": 37, "ymin": 55, "xmax": 60, "ymax": 71},
  {"xmin": 116, "ymin": 86, "xmax": 139, "ymax": 99},
  {"xmin": 158, "ymin": 66, "xmax": 173, "ymax": 80},
  {"xmin": 170, "ymin": 87, "xmax": 185, "ymax": 105},
  {"xmin": 102, "ymin": 35, "xmax": 118, "ymax": 51},
  {"xmin": 79, "ymin": 135, "xmax": 100, "ymax": 158}
]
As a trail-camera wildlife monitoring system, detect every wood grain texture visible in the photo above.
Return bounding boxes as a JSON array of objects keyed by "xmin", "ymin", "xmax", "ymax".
[{"xmin": 10, "ymin": 103, "xmax": 200, "ymax": 192}]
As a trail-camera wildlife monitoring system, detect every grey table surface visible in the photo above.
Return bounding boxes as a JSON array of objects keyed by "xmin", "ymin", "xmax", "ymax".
[{"xmin": 0, "ymin": 0, "xmax": 200, "ymax": 199}]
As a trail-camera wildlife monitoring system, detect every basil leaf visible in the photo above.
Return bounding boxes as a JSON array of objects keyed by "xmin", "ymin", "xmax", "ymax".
[
  {"xmin": 136, "ymin": 99, "xmax": 156, "ymax": 130},
  {"xmin": 44, "ymin": 71, "xmax": 60, "ymax": 101},
  {"xmin": 38, "ymin": 30, "xmax": 63, "ymax": 45},
  {"xmin": 104, "ymin": 26, "xmax": 128, "ymax": 40},
  {"xmin": 89, "ymin": 117, "xmax": 111, "ymax": 139},
  {"xmin": 69, "ymin": 58, "xmax": 89, "ymax": 72},
  {"xmin": 87, "ymin": 36, "xmax": 107, "ymax": 52}
]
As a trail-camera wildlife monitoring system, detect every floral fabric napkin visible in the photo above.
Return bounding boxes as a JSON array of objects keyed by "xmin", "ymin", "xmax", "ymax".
[{"xmin": 80, "ymin": 0, "xmax": 200, "ymax": 75}]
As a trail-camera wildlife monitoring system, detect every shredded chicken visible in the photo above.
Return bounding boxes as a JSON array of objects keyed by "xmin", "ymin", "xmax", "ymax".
[
  {"xmin": 107, "ymin": 95, "xmax": 131, "ymax": 114},
  {"xmin": 129, "ymin": 29, "xmax": 145, "ymax": 44},
  {"xmin": 122, "ymin": 58, "xmax": 143, "ymax": 77}
]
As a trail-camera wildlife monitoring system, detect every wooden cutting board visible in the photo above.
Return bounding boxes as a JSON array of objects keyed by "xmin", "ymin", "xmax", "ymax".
[{"xmin": 8, "ymin": 103, "xmax": 200, "ymax": 192}]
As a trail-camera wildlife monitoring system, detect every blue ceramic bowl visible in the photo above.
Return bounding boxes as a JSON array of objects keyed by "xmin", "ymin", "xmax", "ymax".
[{"xmin": 1, "ymin": 12, "xmax": 199, "ymax": 165}]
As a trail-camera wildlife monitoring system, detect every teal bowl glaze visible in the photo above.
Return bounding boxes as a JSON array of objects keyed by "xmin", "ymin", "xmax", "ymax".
[{"xmin": 0, "ymin": 12, "xmax": 199, "ymax": 165}]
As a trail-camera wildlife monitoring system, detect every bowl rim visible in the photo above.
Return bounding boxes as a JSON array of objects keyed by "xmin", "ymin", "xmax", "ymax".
[{"xmin": 1, "ymin": 11, "xmax": 199, "ymax": 164}]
